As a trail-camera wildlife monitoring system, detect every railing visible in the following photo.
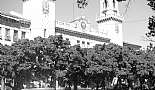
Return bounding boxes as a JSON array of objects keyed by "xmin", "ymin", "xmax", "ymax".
[
  {"xmin": 96, "ymin": 13, "xmax": 123, "ymax": 21},
  {"xmin": 56, "ymin": 20, "xmax": 76, "ymax": 31},
  {"xmin": 55, "ymin": 20, "xmax": 102, "ymax": 37}
]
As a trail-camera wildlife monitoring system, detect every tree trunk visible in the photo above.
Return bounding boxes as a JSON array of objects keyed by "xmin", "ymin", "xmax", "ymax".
[
  {"xmin": 1, "ymin": 77, "xmax": 5, "ymax": 90},
  {"xmin": 54, "ymin": 75, "xmax": 56, "ymax": 90},
  {"xmin": 56, "ymin": 80, "xmax": 59, "ymax": 89},
  {"xmin": 73, "ymin": 81, "xmax": 77, "ymax": 90},
  {"xmin": 105, "ymin": 77, "xmax": 108, "ymax": 89},
  {"xmin": 12, "ymin": 84, "xmax": 18, "ymax": 90},
  {"xmin": 96, "ymin": 83, "xmax": 99, "ymax": 90}
]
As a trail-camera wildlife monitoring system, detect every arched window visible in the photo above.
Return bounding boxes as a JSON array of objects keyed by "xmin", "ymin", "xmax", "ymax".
[
  {"xmin": 42, "ymin": 0, "xmax": 49, "ymax": 15},
  {"xmin": 103, "ymin": 2, "xmax": 104, "ymax": 9},
  {"xmin": 113, "ymin": 0, "xmax": 116, "ymax": 8},
  {"xmin": 105, "ymin": 0, "xmax": 107, "ymax": 8}
]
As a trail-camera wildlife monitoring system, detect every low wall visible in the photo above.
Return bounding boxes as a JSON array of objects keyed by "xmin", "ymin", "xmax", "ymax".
[
  {"xmin": 22, "ymin": 87, "xmax": 92, "ymax": 90},
  {"xmin": 22, "ymin": 88, "xmax": 56, "ymax": 90}
]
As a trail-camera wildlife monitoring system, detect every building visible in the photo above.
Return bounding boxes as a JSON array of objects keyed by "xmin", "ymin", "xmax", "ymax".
[
  {"xmin": 22, "ymin": 0, "xmax": 122, "ymax": 47},
  {"xmin": 0, "ymin": 0, "xmax": 141, "ymax": 49},
  {"xmin": 97, "ymin": 0, "xmax": 123, "ymax": 46},
  {"xmin": 23, "ymin": 0, "xmax": 55, "ymax": 38},
  {"xmin": 0, "ymin": 11, "xmax": 31, "ymax": 45},
  {"xmin": 55, "ymin": 0, "xmax": 123, "ymax": 47},
  {"xmin": 55, "ymin": 17, "xmax": 110, "ymax": 48}
]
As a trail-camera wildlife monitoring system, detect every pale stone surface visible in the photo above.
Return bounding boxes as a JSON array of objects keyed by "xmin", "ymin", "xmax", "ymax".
[
  {"xmin": 23, "ymin": 0, "xmax": 55, "ymax": 39},
  {"xmin": 0, "ymin": 0, "xmax": 123, "ymax": 48},
  {"xmin": 98, "ymin": 0, "xmax": 123, "ymax": 46}
]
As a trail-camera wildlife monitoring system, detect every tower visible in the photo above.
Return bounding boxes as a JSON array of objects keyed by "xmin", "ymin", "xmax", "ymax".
[
  {"xmin": 97, "ymin": 0, "xmax": 123, "ymax": 46},
  {"xmin": 22, "ymin": 0, "xmax": 56, "ymax": 39}
]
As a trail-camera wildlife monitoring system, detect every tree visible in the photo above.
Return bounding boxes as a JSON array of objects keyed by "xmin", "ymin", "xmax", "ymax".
[
  {"xmin": 148, "ymin": 0, "xmax": 155, "ymax": 10},
  {"xmin": 84, "ymin": 43, "xmax": 124, "ymax": 90},
  {"xmin": 122, "ymin": 46, "xmax": 141, "ymax": 89},
  {"xmin": 12, "ymin": 35, "xmax": 70, "ymax": 89},
  {"xmin": 62, "ymin": 45, "xmax": 87, "ymax": 90},
  {"xmin": 0, "ymin": 43, "xmax": 18, "ymax": 90},
  {"xmin": 122, "ymin": 45, "xmax": 155, "ymax": 90},
  {"xmin": 146, "ymin": 0, "xmax": 155, "ymax": 42},
  {"xmin": 85, "ymin": 44, "xmax": 109, "ymax": 90},
  {"xmin": 0, "ymin": 35, "xmax": 71, "ymax": 90}
]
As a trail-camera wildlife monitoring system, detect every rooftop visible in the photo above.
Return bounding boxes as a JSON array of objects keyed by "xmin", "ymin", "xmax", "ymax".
[{"xmin": 0, "ymin": 11, "xmax": 30, "ymax": 22}]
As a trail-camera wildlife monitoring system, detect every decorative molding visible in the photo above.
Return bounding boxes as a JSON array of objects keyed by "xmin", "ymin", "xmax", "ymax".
[
  {"xmin": 97, "ymin": 17, "xmax": 123, "ymax": 23},
  {"xmin": 123, "ymin": 42, "xmax": 141, "ymax": 50},
  {"xmin": 0, "ymin": 12, "xmax": 31, "ymax": 29},
  {"xmin": 55, "ymin": 27, "xmax": 110, "ymax": 43}
]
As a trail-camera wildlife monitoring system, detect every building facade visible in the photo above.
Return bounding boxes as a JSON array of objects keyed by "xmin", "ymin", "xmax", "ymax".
[
  {"xmin": 97, "ymin": 0, "xmax": 123, "ymax": 46},
  {"xmin": 0, "ymin": 0, "xmax": 141, "ymax": 49},
  {"xmin": 55, "ymin": 17, "xmax": 110, "ymax": 48},
  {"xmin": 0, "ymin": 12, "xmax": 31, "ymax": 45},
  {"xmin": 22, "ymin": 0, "xmax": 116, "ymax": 48},
  {"xmin": 54, "ymin": 0, "xmax": 123, "ymax": 47},
  {"xmin": 23, "ymin": 0, "xmax": 56, "ymax": 39}
]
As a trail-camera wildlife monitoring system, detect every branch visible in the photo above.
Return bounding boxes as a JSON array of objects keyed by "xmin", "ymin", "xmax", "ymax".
[{"xmin": 142, "ymin": 36, "xmax": 155, "ymax": 42}]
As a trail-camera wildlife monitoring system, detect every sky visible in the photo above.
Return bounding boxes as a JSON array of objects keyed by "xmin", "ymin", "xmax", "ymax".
[{"xmin": 0, "ymin": 0, "xmax": 154, "ymax": 48}]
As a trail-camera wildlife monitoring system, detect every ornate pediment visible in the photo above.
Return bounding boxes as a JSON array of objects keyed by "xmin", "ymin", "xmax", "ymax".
[{"xmin": 70, "ymin": 16, "xmax": 90, "ymax": 32}]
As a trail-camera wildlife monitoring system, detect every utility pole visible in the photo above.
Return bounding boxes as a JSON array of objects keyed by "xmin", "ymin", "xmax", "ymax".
[{"xmin": 73, "ymin": 1, "xmax": 75, "ymax": 20}]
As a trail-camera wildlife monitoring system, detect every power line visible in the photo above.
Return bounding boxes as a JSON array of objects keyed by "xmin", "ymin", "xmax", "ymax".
[
  {"xmin": 124, "ymin": 19, "xmax": 148, "ymax": 23},
  {"xmin": 123, "ymin": 0, "xmax": 134, "ymax": 17}
]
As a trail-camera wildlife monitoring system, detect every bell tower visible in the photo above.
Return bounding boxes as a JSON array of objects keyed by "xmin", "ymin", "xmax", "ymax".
[
  {"xmin": 22, "ymin": 0, "xmax": 56, "ymax": 39},
  {"xmin": 97, "ymin": 0, "xmax": 123, "ymax": 46}
]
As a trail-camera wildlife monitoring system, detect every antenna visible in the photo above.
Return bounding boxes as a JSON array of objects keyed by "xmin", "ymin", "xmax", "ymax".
[
  {"xmin": 123, "ymin": 0, "xmax": 133, "ymax": 17},
  {"xmin": 73, "ymin": 0, "xmax": 75, "ymax": 20},
  {"xmin": 77, "ymin": 0, "xmax": 89, "ymax": 16}
]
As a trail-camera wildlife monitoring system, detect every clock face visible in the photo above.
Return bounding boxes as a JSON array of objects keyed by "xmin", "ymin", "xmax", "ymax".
[
  {"xmin": 42, "ymin": 0, "xmax": 49, "ymax": 15},
  {"xmin": 81, "ymin": 21, "xmax": 86, "ymax": 29}
]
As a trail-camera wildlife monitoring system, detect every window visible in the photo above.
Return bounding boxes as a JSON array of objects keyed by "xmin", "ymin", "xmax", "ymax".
[
  {"xmin": 105, "ymin": 0, "xmax": 107, "ymax": 8},
  {"xmin": 21, "ymin": 31, "xmax": 26, "ymax": 39},
  {"xmin": 113, "ymin": 0, "xmax": 115, "ymax": 8},
  {"xmin": 66, "ymin": 38, "xmax": 69, "ymax": 41},
  {"xmin": 0, "ymin": 27, "xmax": 2, "ymax": 40},
  {"xmin": 42, "ymin": 0, "xmax": 49, "ymax": 15},
  {"xmin": 87, "ymin": 42, "xmax": 90, "ymax": 45},
  {"xmin": 82, "ymin": 41, "xmax": 85, "ymax": 47},
  {"xmin": 77, "ymin": 40, "xmax": 80, "ymax": 44},
  {"xmin": 87, "ymin": 42, "xmax": 90, "ymax": 48},
  {"xmin": 44, "ymin": 29, "xmax": 46, "ymax": 37},
  {"xmin": 5, "ymin": 28, "xmax": 11, "ymax": 41},
  {"xmin": 13, "ymin": 30, "xmax": 18, "ymax": 42},
  {"xmin": 82, "ymin": 41, "xmax": 85, "ymax": 44}
]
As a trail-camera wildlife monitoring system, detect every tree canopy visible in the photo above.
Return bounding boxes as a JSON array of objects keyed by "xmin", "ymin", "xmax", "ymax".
[
  {"xmin": 146, "ymin": 0, "xmax": 155, "ymax": 42},
  {"xmin": 1, "ymin": 35, "xmax": 155, "ymax": 90}
]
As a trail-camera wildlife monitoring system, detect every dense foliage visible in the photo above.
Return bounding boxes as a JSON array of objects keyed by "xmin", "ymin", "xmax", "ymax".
[
  {"xmin": 1, "ymin": 35, "xmax": 155, "ymax": 90},
  {"xmin": 146, "ymin": 0, "xmax": 155, "ymax": 38}
]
